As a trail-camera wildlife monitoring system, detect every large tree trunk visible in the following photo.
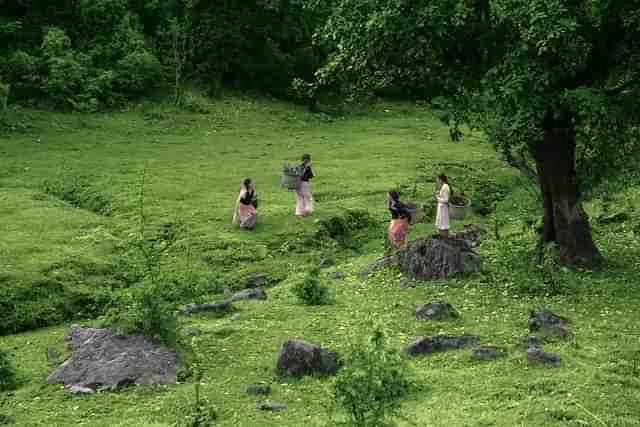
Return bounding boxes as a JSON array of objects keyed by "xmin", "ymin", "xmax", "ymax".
[{"xmin": 534, "ymin": 123, "xmax": 603, "ymax": 269}]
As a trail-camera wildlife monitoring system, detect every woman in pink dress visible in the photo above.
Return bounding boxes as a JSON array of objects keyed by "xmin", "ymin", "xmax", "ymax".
[
  {"xmin": 435, "ymin": 174, "xmax": 450, "ymax": 238},
  {"xmin": 295, "ymin": 154, "xmax": 314, "ymax": 216},
  {"xmin": 387, "ymin": 190, "xmax": 411, "ymax": 249},
  {"xmin": 233, "ymin": 178, "xmax": 258, "ymax": 229}
]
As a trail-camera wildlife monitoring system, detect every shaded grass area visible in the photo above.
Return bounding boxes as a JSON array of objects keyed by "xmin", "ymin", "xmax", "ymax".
[{"xmin": 1, "ymin": 96, "xmax": 639, "ymax": 426}]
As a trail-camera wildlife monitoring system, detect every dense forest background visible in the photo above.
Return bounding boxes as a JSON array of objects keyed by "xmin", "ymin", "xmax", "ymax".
[{"xmin": 0, "ymin": 0, "xmax": 332, "ymax": 110}]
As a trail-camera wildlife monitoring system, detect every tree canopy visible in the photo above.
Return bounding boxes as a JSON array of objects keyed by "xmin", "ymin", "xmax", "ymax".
[{"xmin": 307, "ymin": 0, "xmax": 640, "ymax": 267}]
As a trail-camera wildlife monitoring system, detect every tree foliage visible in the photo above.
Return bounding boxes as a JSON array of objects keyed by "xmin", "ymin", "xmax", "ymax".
[{"xmin": 308, "ymin": 0, "xmax": 640, "ymax": 267}]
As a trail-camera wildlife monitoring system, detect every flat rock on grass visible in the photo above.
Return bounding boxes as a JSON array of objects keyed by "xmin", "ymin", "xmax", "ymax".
[
  {"xmin": 246, "ymin": 273, "xmax": 269, "ymax": 288},
  {"xmin": 231, "ymin": 288, "xmax": 267, "ymax": 302},
  {"xmin": 318, "ymin": 258, "xmax": 335, "ymax": 269},
  {"xmin": 257, "ymin": 401, "xmax": 286, "ymax": 411},
  {"xmin": 328, "ymin": 272, "xmax": 346, "ymax": 280},
  {"xmin": 415, "ymin": 301, "xmax": 458, "ymax": 320},
  {"xmin": 180, "ymin": 300, "xmax": 234, "ymax": 315},
  {"xmin": 472, "ymin": 346, "xmax": 499, "ymax": 361},
  {"xmin": 246, "ymin": 384, "xmax": 271, "ymax": 396},
  {"xmin": 529, "ymin": 310, "xmax": 571, "ymax": 339},
  {"xmin": 276, "ymin": 340, "xmax": 339, "ymax": 378},
  {"xmin": 406, "ymin": 334, "xmax": 480, "ymax": 357},
  {"xmin": 47, "ymin": 326, "xmax": 178, "ymax": 390},
  {"xmin": 527, "ymin": 347, "xmax": 561, "ymax": 368}
]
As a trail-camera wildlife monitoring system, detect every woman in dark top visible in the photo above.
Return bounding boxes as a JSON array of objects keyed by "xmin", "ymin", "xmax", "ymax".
[
  {"xmin": 387, "ymin": 190, "xmax": 410, "ymax": 249},
  {"xmin": 233, "ymin": 178, "xmax": 258, "ymax": 229},
  {"xmin": 296, "ymin": 153, "xmax": 314, "ymax": 216}
]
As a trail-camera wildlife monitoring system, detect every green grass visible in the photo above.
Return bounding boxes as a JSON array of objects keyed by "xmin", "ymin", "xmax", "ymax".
[{"xmin": 1, "ymin": 95, "xmax": 640, "ymax": 426}]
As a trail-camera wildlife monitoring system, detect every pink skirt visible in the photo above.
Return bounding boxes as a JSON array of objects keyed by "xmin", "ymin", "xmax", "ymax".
[
  {"xmin": 388, "ymin": 218, "xmax": 409, "ymax": 248},
  {"xmin": 296, "ymin": 181, "xmax": 314, "ymax": 216},
  {"xmin": 239, "ymin": 203, "xmax": 257, "ymax": 229},
  {"xmin": 435, "ymin": 203, "xmax": 449, "ymax": 230}
]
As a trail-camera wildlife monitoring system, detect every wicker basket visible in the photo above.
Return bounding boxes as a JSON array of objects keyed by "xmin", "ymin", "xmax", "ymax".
[
  {"xmin": 449, "ymin": 195, "xmax": 470, "ymax": 220},
  {"xmin": 281, "ymin": 162, "xmax": 302, "ymax": 190},
  {"xmin": 281, "ymin": 173, "xmax": 299, "ymax": 190},
  {"xmin": 406, "ymin": 203, "xmax": 424, "ymax": 225}
]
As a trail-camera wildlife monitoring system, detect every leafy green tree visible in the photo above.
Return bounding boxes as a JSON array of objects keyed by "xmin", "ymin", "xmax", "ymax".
[{"xmin": 310, "ymin": 0, "xmax": 640, "ymax": 268}]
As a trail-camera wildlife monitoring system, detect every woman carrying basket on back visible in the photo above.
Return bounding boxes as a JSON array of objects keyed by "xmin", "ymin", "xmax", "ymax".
[{"xmin": 295, "ymin": 154, "xmax": 314, "ymax": 217}]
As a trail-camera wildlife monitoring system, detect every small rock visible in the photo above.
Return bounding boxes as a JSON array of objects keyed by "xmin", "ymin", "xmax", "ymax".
[
  {"xmin": 200, "ymin": 255, "xmax": 212, "ymax": 264},
  {"xmin": 66, "ymin": 385, "xmax": 95, "ymax": 395},
  {"xmin": 230, "ymin": 313, "xmax": 241, "ymax": 322},
  {"xmin": 276, "ymin": 339, "xmax": 340, "ymax": 378},
  {"xmin": 183, "ymin": 328, "xmax": 202, "ymax": 337},
  {"xmin": 231, "ymin": 288, "xmax": 267, "ymax": 302},
  {"xmin": 406, "ymin": 334, "xmax": 480, "ymax": 357},
  {"xmin": 399, "ymin": 278, "xmax": 415, "ymax": 289},
  {"xmin": 327, "ymin": 272, "xmax": 346, "ymax": 280},
  {"xmin": 525, "ymin": 335, "xmax": 544, "ymax": 348},
  {"xmin": 246, "ymin": 384, "xmax": 271, "ymax": 396},
  {"xmin": 415, "ymin": 301, "xmax": 458, "ymax": 320},
  {"xmin": 472, "ymin": 346, "xmax": 498, "ymax": 361},
  {"xmin": 257, "ymin": 401, "xmax": 286, "ymax": 411},
  {"xmin": 529, "ymin": 310, "xmax": 570, "ymax": 339},
  {"xmin": 527, "ymin": 347, "xmax": 561, "ymax": 368},
  {"xmin": 318, "ymin": 258, "xmax": 335, "ymax": 269},
  {"xmin": 454, "ymin": 225, "xmax": 486, "ymax": 248},
  {"xmin": 246, "ymin": 273, "xmax": 269, "ymax": 288},
  {"xmin": 180, "ymin": 300, "xmax": 233, "ymax": 315}
]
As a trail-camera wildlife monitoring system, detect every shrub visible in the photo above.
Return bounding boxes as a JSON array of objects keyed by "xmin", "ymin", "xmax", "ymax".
[
  {"xmin": 472, "ymin": 180, "xmax": 508, "ymax": 216},
  {"xmin": 292, "ymin": 269, "xmax": 329, "ymax": 305},
  {"xmin": 0, "ymin": 278, "xmax": 106, "ymax": 335},
  {"xmin": 0, "ymin": 349, "xmax": 19, "ymax": 391},
  {"xmin": 334, "ymin": 326, "xmax": 412, "ymax": 426},
  {"xmin": 316, "ymin": 209, "xmax": 374, "ymax": 248},
  {"xmin": 104, "ymin": 279, "xmax": 180, "ymax": 347},
  {"xmin": 115, "ymin": 49, "xmax": 162, "ymax": 94}
]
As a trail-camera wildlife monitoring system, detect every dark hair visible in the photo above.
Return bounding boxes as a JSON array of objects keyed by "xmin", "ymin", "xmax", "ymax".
[
  {"xmin": 302, "ymin": 153, "xmax": 311, "ymax": 163},
  {"xmin": 388, "ymin": 190, "xmax": 400, "ymax": 201},
  {"xmin": 243, "ymin": 178, "xmax": 252, "ymax": 190},
  {"xmin": 438, "ymin": 174, "xmax": 448, "ymax": 184}
]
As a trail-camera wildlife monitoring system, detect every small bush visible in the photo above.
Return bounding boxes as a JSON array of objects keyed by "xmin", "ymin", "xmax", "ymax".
[
  {"xmin": 104, "ymin": 279, "xmax": 180, "ymax": 347},
  {"xmin": 334, "ymin": 326, "xmax": 412, "ymax": 427},
  {"xmin": 472, "ymin": 180, "xmax": 508, "ymax": 216},
  {"xmin": 316, "ymin": 209, "xmax": 374, "ymax": 248},
  {"xmin": 0, "ymin": 349, "xmax": 19, "ymax": 391},
  {"xmin": 44, "ymin": 175, "xmax": 112, "ymax": 215},
  {"xmin": 292, "ymin": 269, "xmax": 329, "ymax": 305}
]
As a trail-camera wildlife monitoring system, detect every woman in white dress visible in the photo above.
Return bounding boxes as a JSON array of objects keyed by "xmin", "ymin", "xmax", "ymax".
[
  {"xmin": 435, "ymin": 174, "xmax": 450, "ymax": 238},
  {"xmin": 295, "ymin": 154, "xmax": 314, "ymax": 216}
]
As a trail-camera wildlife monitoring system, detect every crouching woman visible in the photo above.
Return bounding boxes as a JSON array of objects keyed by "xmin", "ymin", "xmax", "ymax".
[{"xmin": 233, "ymin": 178, "xmax": 258, "ymax": 229}]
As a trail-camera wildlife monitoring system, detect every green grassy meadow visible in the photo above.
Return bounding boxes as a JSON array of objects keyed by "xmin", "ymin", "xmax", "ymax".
[{"xmin": 1, "ymin": 96, "xmax": 639, "ymax": 426}]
